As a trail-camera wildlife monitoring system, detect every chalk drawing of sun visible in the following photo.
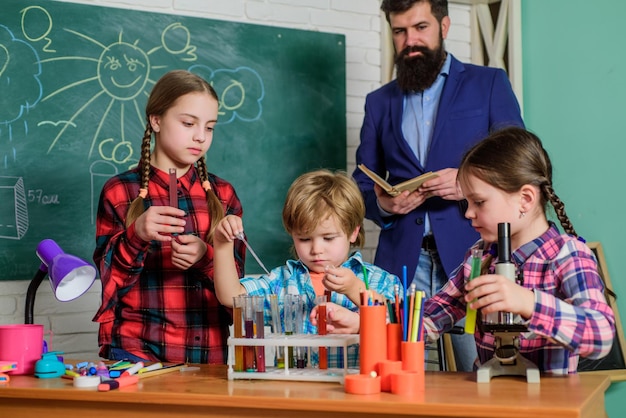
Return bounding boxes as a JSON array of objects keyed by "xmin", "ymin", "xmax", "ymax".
[{"xmin": 39, "ymin": 22, "xmax": 197, "ymax": 165}]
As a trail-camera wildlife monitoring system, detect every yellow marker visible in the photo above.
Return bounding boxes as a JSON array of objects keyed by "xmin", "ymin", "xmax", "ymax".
[
  {"xmin": 410, "ymin": 290, "xmax": 423, "ymax": 342},
  {"xmin": 465, "ymin": 248, "xmax": 483, "ymax": 334},
  {"xmin": 139, "ymin": 362, "xmax": 163, "ymax": 374}
]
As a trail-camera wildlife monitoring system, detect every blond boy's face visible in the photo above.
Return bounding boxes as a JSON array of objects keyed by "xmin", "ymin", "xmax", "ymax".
[{"xmin": 291, "ymin": 214, "xmax": 359, "ymax": 273}]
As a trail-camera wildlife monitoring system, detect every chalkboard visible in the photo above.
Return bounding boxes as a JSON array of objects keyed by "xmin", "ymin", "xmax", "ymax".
[
  {"xmin": 0, "ymin": 0, "xmax": 346, "ymax": 279},
  {"xmin": 578, "ymin": 242, "xmax": 626, "ymax": 381}
]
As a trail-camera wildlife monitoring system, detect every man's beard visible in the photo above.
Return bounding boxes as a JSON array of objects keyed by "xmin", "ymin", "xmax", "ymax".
[{"xmin": 395, "ymin": 40, "xmax": 446, "ymax": 92}]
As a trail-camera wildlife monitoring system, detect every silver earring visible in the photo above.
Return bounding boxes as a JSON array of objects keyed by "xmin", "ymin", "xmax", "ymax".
[{"xmin": 519, "ymin": 211, "xmax": 526, "ymax": 219}]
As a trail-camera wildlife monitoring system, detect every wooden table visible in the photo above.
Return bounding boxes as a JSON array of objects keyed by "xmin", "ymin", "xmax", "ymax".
[{"xmin": 0, "ymin": 366, "xmax": 609, "ymax": 418}]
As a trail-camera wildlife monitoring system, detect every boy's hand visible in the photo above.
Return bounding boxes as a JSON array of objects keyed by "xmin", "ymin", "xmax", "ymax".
[
  {"xmin": 310, "ymin": 302, "xmax": 360, "ymax": 334},
  {"xmin": 323, "ymin": 266, "xmax": 360, "ymax": 301}
]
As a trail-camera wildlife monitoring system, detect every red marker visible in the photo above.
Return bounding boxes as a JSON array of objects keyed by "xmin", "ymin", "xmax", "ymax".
[{"xmin": 97, "ymin": 375, "xmax": 139, "ymax": 392}]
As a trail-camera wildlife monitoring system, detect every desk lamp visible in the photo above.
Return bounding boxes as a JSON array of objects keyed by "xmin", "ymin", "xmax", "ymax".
[
  {"xmin": 25, "ymin": 239, "xmax": 97, "ymax": 324},
  {"xmin": 476, "ymin": 223, "xmax": 540, "ymax": 383}
]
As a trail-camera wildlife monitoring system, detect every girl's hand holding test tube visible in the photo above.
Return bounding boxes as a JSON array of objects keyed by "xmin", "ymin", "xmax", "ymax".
[{"xmin": 134, "ymin": 206, "xmax": 186, "ymax": 242}]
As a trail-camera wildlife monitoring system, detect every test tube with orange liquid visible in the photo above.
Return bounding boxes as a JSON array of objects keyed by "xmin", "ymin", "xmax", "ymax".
[{"xmin": 233, "ymin": 296, "xmax": 245, "ymax": 371}]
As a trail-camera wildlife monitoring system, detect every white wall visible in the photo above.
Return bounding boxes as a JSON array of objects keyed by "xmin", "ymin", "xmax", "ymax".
[{"xmin": 0, "ymin": 0, "xmax": 470, "ymax": 358}]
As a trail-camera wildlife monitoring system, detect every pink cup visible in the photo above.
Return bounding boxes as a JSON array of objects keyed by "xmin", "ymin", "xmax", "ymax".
[{"xmin": 0, "ymin": 324, "xmax": 44, "ymax": 375}]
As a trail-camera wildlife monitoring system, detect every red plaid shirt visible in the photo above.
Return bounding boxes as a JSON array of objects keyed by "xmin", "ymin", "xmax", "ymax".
[{"xmin": 92, "ymin": 166, "xmax": 245, "ymax": 363}]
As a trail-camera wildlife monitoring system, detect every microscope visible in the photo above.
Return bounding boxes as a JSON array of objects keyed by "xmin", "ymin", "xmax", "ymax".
[{"xmin": 476, "ymin": 222, "xmax": 540, "ymax": 384}]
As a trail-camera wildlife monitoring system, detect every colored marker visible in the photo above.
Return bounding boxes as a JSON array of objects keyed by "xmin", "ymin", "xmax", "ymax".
[
  {"xmin": 97, "ymin": 375, "xmax": 139, "ymax": 392},
  {"xmin": 138, "ymin": 362, "xmax": 163, "ymax": 374},
  {"xmin": 108, "ymin": 361, "xmax": 131, "ymax": 371},
  {"xmin": 402, "ymin": 265, "xmax": 408, "ymax": 341},
  {"xmin": 136, "ymin": 363, "xmax": 185, "ymax": 379},
  {"xmin": 0, "ymin": 361, "xmax": 17, "ymax": 371},
  {"xmin": 410, "ymin": 290, "xmax": 423, "ymax": 342},
  {"xmin": 362, "ymin": 265, "xmax": 369, "ymax": 290},
  {"xmin": 121, "ymin": 361, "xmax": 144, "ymax": 377}
]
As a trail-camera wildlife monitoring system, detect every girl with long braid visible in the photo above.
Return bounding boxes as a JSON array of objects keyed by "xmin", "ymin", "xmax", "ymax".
[
  {"xmin": 93, "ymin": 70, "xmax": 246, "ymax": 364},
  {"xmin": 311, "ymin": 127, "xmax": 615, "ymax": 375},
  {"xmin": 423, "ymin": 126, "xmax": 615, "ymax": 374}
]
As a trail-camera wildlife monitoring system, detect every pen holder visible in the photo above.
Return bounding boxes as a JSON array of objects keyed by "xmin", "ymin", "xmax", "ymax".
[
  {"xmin": 386, "ymin": 323, "xmax": 402, "ymax": 361},
  {"xmin": 0, "ymin": 324, "xmax": 44, "ymax": 375},
  {"xmin": 401, "ymin": 340, "xmax": 425, "ymax": 372},
  {"xmin": 390, "ymin": 370, "xmax": 425, "ymax": 397},
  {"xmin": 392, "ymin": 341, "xmax": 425, "ymax": 395},
  {"xmin": 378, "ymin": 359, "xmax": 402, "ymax": 392},
  {"xmin": 359, "ymin": 305, "xmax": 387, "ymax": 376},
  {"xmin": 344, "ymin": 373, "xmax": 381, "ymax": 395}
]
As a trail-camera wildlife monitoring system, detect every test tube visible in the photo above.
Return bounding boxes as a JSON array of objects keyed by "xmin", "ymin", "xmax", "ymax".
[
  {"xmin": 254, "ymin": 296, "xmax": 266, "ymax": 372},
  {"xmin": 232, "ymin": 296, "xmax": 245, "ymax": 372},
  {"xmin": 315, "ymin": 295, "xmax": 328, "ymax": 369},
  {"xmin": 284, "ymin": 294, "xmax": 302, "ymax": 368},
  {"xmin": 294, "ymin": 296, "xmax": 306, "ymax": 369},
  {"xmin": 243, "ymin": 296, "xmax": 256, "ymax": 371},
  {"xmin": 464, "ymin": 248, "xmax": 483, "ymax": 334},
  {"xmin": 269, "ymin": 295, "xmax": 285, "ymax": 368},
  {"xmin": 168, "ymin": 168, "xmax": 177, "ymax": 208}
]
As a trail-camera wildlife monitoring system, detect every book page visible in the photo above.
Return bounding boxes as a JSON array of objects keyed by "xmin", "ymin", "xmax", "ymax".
[{"xmin": 358, "ymin": 164, "xmax": 438, "ymax": 196}]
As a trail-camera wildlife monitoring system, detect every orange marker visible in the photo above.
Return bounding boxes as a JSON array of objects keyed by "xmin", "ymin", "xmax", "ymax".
[{"xmin": 97, "ymin": 375, "xmax": 139, "ymax": 392}]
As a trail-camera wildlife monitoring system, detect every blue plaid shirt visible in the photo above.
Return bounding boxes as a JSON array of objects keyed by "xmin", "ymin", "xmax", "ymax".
[{"xmin": 240, "ymin": 251, "xmax": 402, "ymax": 368}]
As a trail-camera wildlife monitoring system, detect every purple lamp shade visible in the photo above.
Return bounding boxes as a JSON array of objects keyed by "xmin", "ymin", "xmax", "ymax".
[{"xmin": 36, "ymin": 239, "xmax": 97, "ymax": 302}]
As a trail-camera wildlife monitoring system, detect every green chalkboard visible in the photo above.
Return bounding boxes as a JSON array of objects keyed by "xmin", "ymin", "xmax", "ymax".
[{"xmin": 0, "ymin": 0, "xmax": 346, "ymax": 279}]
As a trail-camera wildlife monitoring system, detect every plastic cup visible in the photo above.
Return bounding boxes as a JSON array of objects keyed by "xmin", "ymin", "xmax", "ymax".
[
  {"xmin": 401, "ymin": 340, "xmax": 425, "ymax": 372},
  {"xmin": 359, "ymin": 305, "xmax": 387, "ymax": 375},
  {"xmin": 378, "ymin": 359, "xmax": 402, "ymax": 392},
  {"xmin": 344, "ymin": 373, "xmax": 381, "ymax": 395},
  {"xmin": 386, "ymin": 323, "xmax": 402, "ymax": 361},
  {"xmin": 390, "ymin": 370, "xmax": 425, "ymax": 396}
]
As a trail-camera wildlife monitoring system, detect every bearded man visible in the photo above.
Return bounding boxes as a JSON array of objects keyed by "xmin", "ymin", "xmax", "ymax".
[{"xmin": 352, "ymin": 0, "xmax": 524, "ymax": 372}]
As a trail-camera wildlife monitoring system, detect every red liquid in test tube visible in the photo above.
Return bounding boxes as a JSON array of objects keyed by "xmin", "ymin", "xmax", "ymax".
[
  {"xmin": 255, "ymin": 307, "xmax": 266, "ymax": 372},
  {"xmin": 169, "ymin": 168, "xmax": 177, "ymax": 208},
  {"xmin": 244, "ymin": 297, "xmax": 256, "ymax": 371}
]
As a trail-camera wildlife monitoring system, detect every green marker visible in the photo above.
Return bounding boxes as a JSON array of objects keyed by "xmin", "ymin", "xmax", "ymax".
[
  {"xmin": 465, "ymin": 248, "xmax": 483, "ymax": 334},
  {"xmin": 362, "ymin": 265, "xmax": 369, "ymax": 290}
]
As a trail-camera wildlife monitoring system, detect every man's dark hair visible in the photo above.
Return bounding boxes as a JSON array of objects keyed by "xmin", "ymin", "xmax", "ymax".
[{"xmin": 381, "ymin": 0, "xmax": 448, "ymax": 23}]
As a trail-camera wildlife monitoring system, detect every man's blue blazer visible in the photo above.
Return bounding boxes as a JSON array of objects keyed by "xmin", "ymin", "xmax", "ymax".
[{"xmin": 353, "ymin": 54, "xmax": 525, "ymax": 280}]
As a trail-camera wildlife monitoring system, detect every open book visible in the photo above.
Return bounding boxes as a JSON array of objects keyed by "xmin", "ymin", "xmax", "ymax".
[{"xmin": 358, "ymin": 164, "xmax": 439, "ymax": 197}]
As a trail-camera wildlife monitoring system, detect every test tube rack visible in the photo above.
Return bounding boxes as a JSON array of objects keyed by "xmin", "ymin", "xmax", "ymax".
[{"xmin": 227, "ymin": 333, "xmax": 359, "ymax": 383}]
